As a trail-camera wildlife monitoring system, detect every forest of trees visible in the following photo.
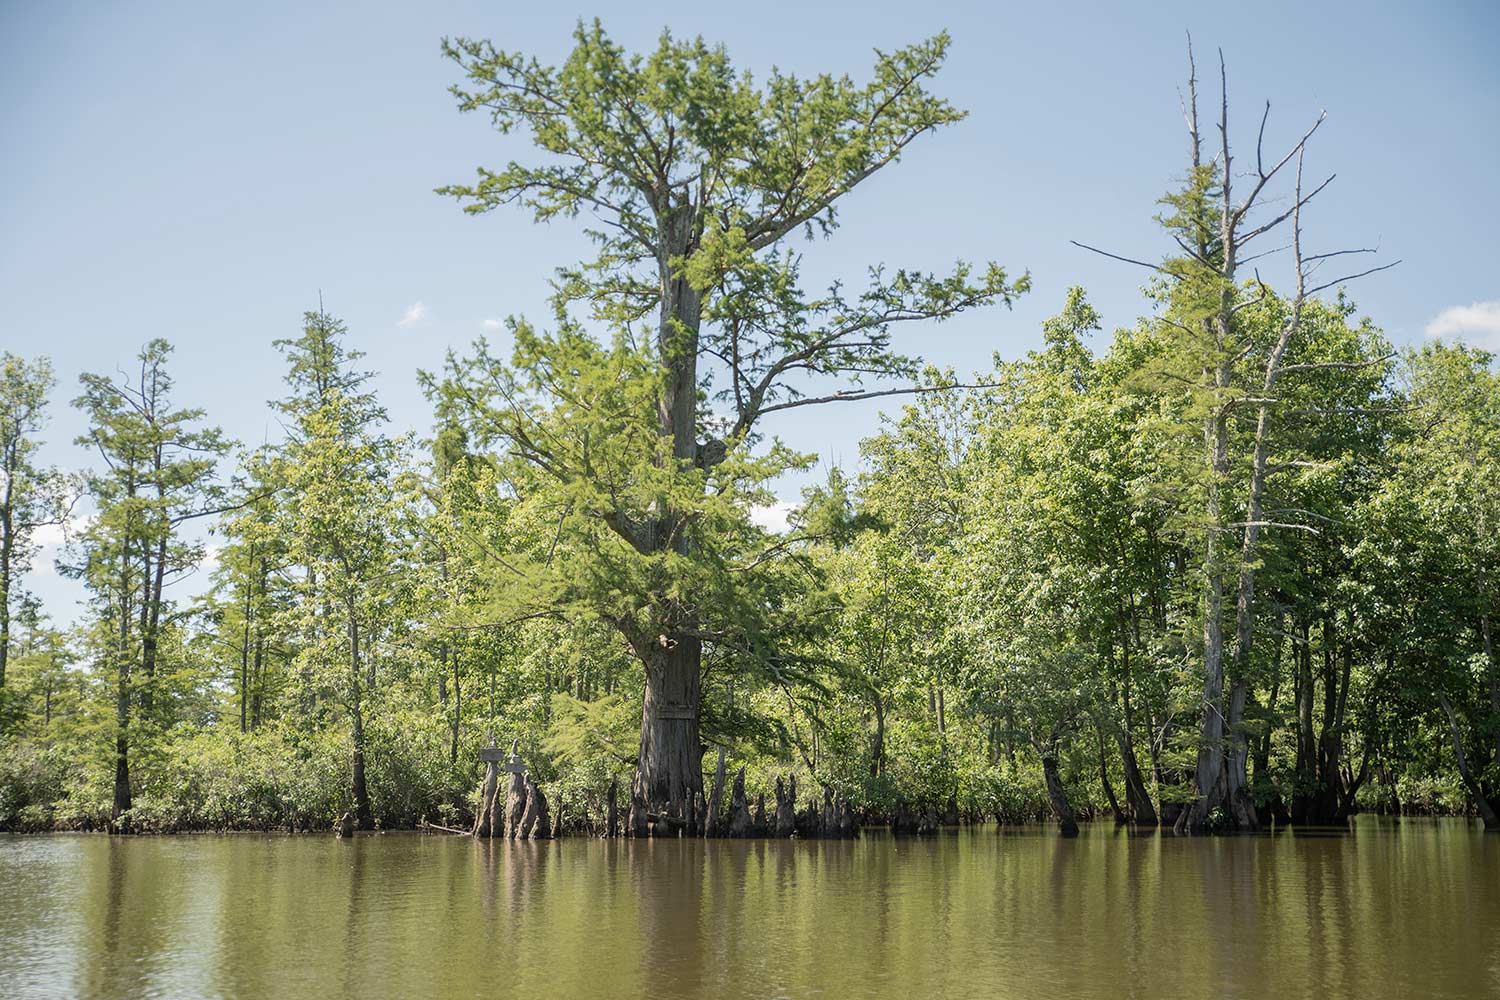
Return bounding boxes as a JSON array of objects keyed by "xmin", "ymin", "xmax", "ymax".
[{"xmin": 2, "ymin": 25, "xmax": 1497, "ymax": 837}]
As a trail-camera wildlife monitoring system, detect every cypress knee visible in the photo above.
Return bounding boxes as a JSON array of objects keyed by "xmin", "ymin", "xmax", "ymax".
[{"xmin": 728, "ymin": 768, "xmax": 752, "ymax": 837}]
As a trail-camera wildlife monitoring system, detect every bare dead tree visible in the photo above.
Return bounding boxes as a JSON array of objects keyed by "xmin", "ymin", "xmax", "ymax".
[{"xmin": 1075, "ymin": 38, "xmax": 1397, "ymax": 833}]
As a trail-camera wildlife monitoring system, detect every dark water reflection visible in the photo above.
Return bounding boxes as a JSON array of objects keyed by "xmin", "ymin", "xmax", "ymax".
[{"xmin": 1, "ymin": 818, "xmax": 1495, "ymax": 999}]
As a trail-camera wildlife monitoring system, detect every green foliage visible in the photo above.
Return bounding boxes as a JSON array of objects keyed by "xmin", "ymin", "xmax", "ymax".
[{"xmin": 2, "ymin": 24, "xmax": 1494, "ymax": 837}]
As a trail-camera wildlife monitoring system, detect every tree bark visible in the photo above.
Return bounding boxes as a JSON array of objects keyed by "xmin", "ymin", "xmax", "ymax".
[
  {"xmin": 1042, "ymin": 753, "xmax": 1079, "ymax": 837},
  {"xmin": 505, "ymin": 770, "xmax": 529, "ymax": 838},
  {"xmin": 1187, "ymin": 394, "xmax": 1231, "ymax": 832},
  {"xmin": 1292, "ymin": 618, "xmax": 1316, "ymax": 824},
  {"xmin": 112, "ymin": 514, "xmax": 135, "ymax": 826},
  {"xmin": 774, "ymin": 775, "xmax": 795, "ymax": 837},
  {"xmin": 1225, "ymin": 678, "xmax": 1258, "ymax": 828},
  {"xmin": 637, "ymin": 640, "xmax": 705, "ymax": 819},
  {"xmin": 1438, "ymin": 692, "xmax": 1500, "ymax": 830},
  {"xmin": 1096, "ymin": 725, "xmax": 1127, "ymax": 823},
  {"xmin": 704, "ymin": 746, "xmax": 726, "ymax": 837},
  {"xmin": 1114, "ymin": 643, "xmax": 1158, "ymax": 826},
  {"xmin": 0, "ymin": 469, "xmax": 14, "ymax": 688},
  {"xmin": 347, "ymin": 608, "xmax": 374, "ymax": 830},
  {"xmin": 728, "ymin": 768, "xmax": 752, "ymax": 837},
  {"xmin": 473, "ymin": 756, "xmax": 499, "ymax": 837}
]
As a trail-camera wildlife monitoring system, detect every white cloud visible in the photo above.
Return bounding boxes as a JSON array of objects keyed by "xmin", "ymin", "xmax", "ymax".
[
  {"xmin": 31, "ymin": 514, "xmax": 91, "ymax": 548},
  {"xmin": 1425, "ymin": 300, "xmax": 1500, "ymax": 348},
  {"xmin": 201, "ymin": 543, "xmax": 223, "ymax": 572},
  {"xmin": 31, "ymin": 522, "xmax": 68, "ymax": 547},
  {"xmin": 398, "ymin": 301, "xmax": 429, "ymax": 327},
  {"xmin": 482, "ymin": 318, "xmax": 502, "ymax": 331},
  {"xmin": 750, "ymin": 502, "xmax": 793, "ymax": 534}
]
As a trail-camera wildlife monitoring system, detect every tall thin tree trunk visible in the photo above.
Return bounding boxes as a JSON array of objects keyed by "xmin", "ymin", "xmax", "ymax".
[
  {"xmin": 0, "ymin": 482, "xmax": 13, "ymax": 688},
  {"xmin": 450, "ymin": 645, "xmax": 461, "ymax": 766},
  {"xmin": 1115, "ymin": 638, "xmax": 1157, "ymax": 826},
  {"xmin": 347, "ymin": 604, "xmax": 373, "ymax": 830},
  {"xmin": 1438, "ymin": 692, "xmax": 1499, "ymax": 830},
  {"xmin": 112, "ymin": 524, "xmax": 135, "ymax": 825},
  {"xmin": 1096, "ymin": 725, "xmax": 1126, "ymax": 823},
  {"xmin": 1292, "ymin": 617, "xmax": 1316, "ymax": 824},
  {"xmin": 1189, "ymin": 400, "xmax": 1230, "ymax": 831}
]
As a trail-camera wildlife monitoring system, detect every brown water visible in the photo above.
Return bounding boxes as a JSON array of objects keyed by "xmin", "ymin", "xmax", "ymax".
[{"xmin": 1, "ymin": 818, "xmax": 1495, "ymax": 999}]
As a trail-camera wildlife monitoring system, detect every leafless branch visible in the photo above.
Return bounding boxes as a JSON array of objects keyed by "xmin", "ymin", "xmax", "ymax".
[{"xmin": 1068, "ymin": 240, "xmax": 1165, "ymax": 272}]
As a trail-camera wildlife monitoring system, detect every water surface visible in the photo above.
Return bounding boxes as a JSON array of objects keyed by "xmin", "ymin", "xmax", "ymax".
[{"xmin": 2, "ymin": 818, "xmax": 1495, "ymax": 999}]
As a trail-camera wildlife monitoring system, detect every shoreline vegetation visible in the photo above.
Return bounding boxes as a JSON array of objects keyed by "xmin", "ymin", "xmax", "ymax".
[{"xmin": 3, "ymin": 24, "xmax": 1498, "ymax": 841}]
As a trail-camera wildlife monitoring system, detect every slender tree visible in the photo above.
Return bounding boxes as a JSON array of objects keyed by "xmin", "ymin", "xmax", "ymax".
[
  {"xmin": 68, "ymin": 340, "xmax": 227, "ymax": 824},
  {"xmin": 0, "ymin": 353, "xmax": 66, "ymax": 691},
  {"xmin": 273, "ymin": 308, "xmax": 402, "ymax": 830}
]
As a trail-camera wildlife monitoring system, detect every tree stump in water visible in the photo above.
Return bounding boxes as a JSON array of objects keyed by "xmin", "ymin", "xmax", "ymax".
[
  {"xmin": 705, "ymin": 748, "xmax": 727, "ymax": 837},
  {"xmin": 1042, "ymin": 754, "xmax": 1080, "ymax": 837},
  {"xmin": 892, "ymin": 797, "xmax": 915, "ymax": 835},
  {"xmin": 627, "ymin": 776, "xmax": 649, "ymax": 837},
  {"xmin": 504, "ymin": 771, "xmax": 529, "ymax": 839},
  {"xmin": 774, "ymin": 775, "xmax": 796, "ymax": 837},
  {"xmin": 821, "ymin": 787, "xmax": 836, "ymax": 835},
  {"xmin": 837, "ymin": 796, "xmax": 858, "ymax": 838},
  {"xmin": 335, "ymin": 812, "xmax": 355, "ymax": 838},
  {"xmin": 795, "ymin": 794, "xmax": 821, "ymax": 838},
  {"xmin": 728, "ymin": 768, "xmax": 752, "ymax": 837},
  {"xmin": 519, "ymin": 779, "xmax": 550, "ymax": 839},
  {"xmin": 473, "ymin": 756, "xmax": 501, "ymax": 838},
  {"xmin": 752, "ymin": 793, "xmax": 767, "ymax": 836},
  {"xmin": 917, "ymin": 807, "xmax": 938, "ymax": 835},
  {"xmin": 605, "ymin": 777, "xmax": 619, "ymax": 838},
  {"xmin": 943, "ymin": 795, "xmax": 960, "ymax": 828}
]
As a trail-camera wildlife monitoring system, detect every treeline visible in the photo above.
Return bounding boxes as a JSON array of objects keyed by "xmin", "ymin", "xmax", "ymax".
[{"xmin": 1, "ymin": 25, "xmax": 1496, "ymax": 836}]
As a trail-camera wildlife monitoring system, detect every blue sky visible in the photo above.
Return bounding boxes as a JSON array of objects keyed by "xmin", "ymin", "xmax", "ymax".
[{"xmin": 4, "ymin": 0, "xmax": 1497, "ymax": 625}]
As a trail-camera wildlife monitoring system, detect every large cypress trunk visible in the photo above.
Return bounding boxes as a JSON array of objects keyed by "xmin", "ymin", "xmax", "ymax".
[
  {"xmin": 634, "ymin": 201, "xmax": 707, "ymax": 823},
  {"xmin": 637, "ymin": 639, "xmax": 705, "ymax": 819}
]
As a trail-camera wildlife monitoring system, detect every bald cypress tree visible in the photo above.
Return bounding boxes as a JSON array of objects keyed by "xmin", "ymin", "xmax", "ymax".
[{"xmin": 434, "ymin": 22, "xmax": 1024, "ymax": 817}]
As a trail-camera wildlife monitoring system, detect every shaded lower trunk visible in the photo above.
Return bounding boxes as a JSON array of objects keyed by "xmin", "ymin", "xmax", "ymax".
[
  {"xmin": 1114, "ymin": 664, "xmax": 1157, "ymax": 826},
  {"xmin": 1042, "ymin": 754, "xmax": 1079, "ymax": 837},
  {"xmin": 605, "ymin": 777, "xmax": 619, "ymax": 838},
  {"xmin": 727, "ymin": 769, "xmax": 752, "ymax": 837},
  {"xmin": 348, "ymin": 611, "xmax": 374, "ymax": 831},
  {"xmin": 1117, "ymin": 730, "xmax": 1156, "ymax": 826},
  {"xmin": 1096, "ymin": 726, "xmax": 1127, "ymax": 824},
  {"xmin": 637, "ymin": 640, "xmax": 704, "ymax": 823},
  {"xmin": 1439, "ymin": 692, "xmax": 1500, "ymax": 831},
  {"xmin": 112, "ymin": 729, "xmax": 132, "ymax": 827},
  {"xmin": 773, "ymin": 775, "xmax": 795, "ymax": 837},
  {"xmin": 1225, "ymin": 678, "xmax": 1259, "ymax": 830},
  {"xmin": 350, "ymin": 707, "xmax": 373, "ymax": 830}
]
